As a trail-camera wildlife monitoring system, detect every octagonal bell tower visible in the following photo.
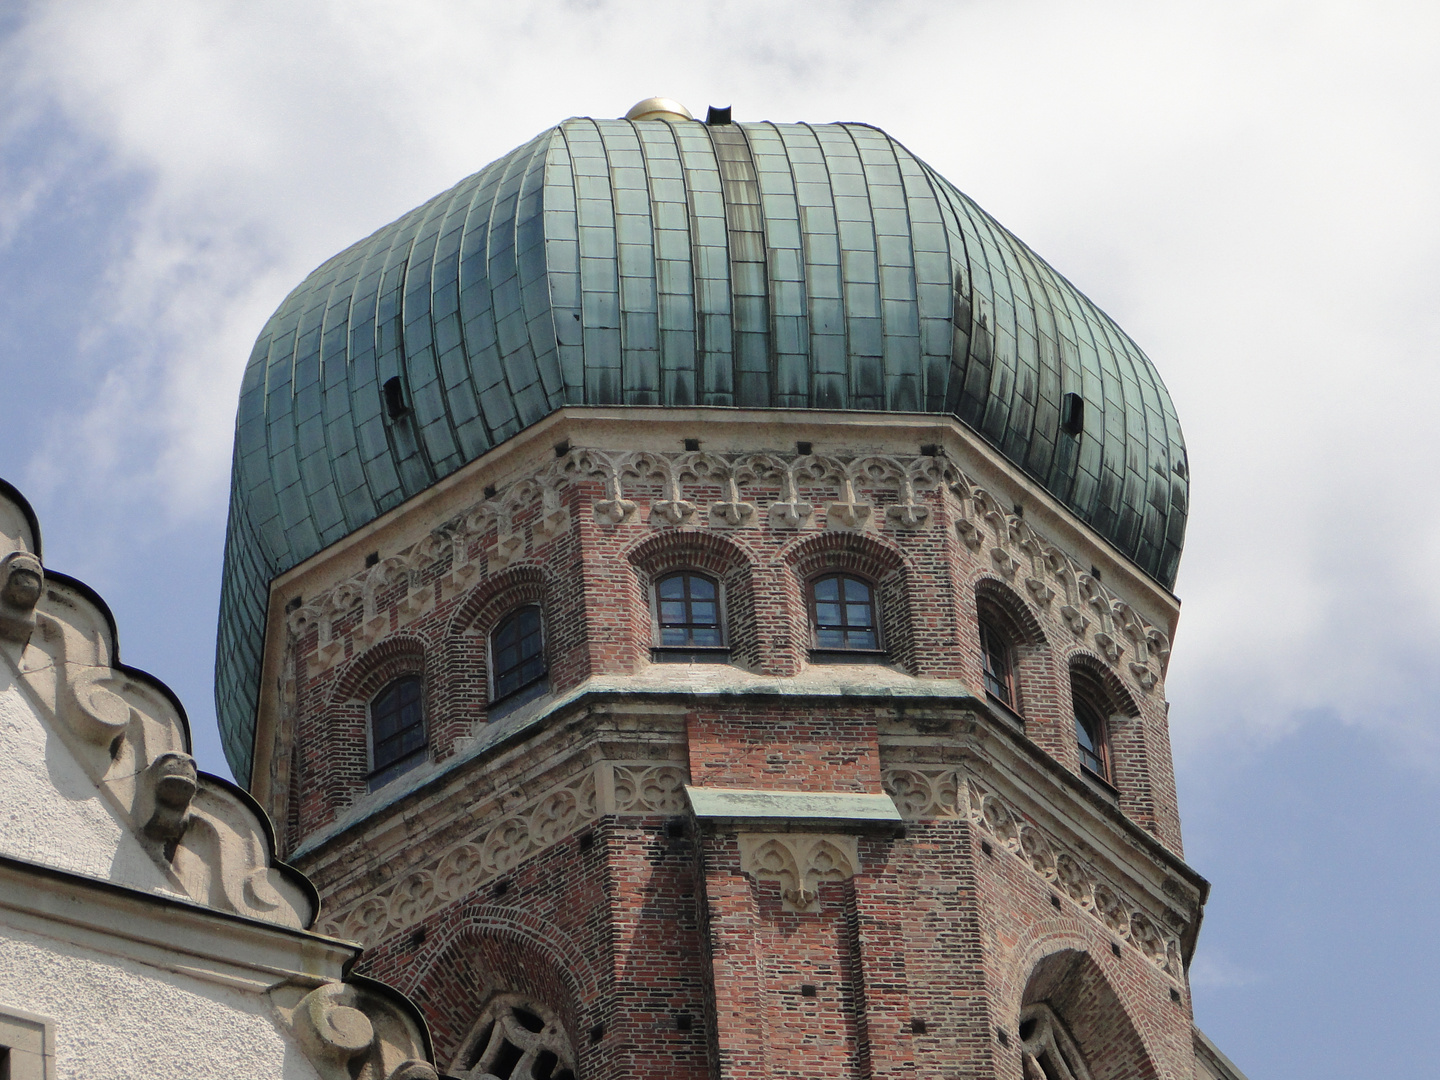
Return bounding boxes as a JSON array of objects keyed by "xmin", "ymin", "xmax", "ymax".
[{"xmin": 220, "ymin": 99, "xmax": 1243, "ymax": 1080}]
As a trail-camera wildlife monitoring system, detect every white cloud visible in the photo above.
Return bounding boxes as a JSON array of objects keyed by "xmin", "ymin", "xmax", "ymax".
[{"xmin": 3, "ymin": 0, "xmax": 1440, "ymax": 761}]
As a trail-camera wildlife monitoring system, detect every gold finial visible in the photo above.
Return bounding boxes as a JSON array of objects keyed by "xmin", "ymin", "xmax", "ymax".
[{"xmin": 624, "ymin": 97, "xmax": 694, "ymax": 123}]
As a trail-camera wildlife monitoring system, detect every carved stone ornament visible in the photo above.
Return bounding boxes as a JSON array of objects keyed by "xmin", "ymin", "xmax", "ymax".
[
  {"xmin": 452, "ymin": 995, "xmax": 576, "ymax": 1080},
  {"xmin": 1020, "ymin": 1003, "xmax": 1094, "ymax": 1080},
  {"xmin": 952, "ymin": 776, "xmax": 1184, "ymax": 979},
  {"xmin": 948, "ymin": 474, "xmax": 1169, "ymax": 694},
  {"xmin": 286, "ymin": 443, "xmax": 1167, "ymax": 696},
  {"xmin": 319, "ymin": 761, "xmax": 689, "ymax": 943},
  {"xmin": 0, "ymin": 550, "xmax": 43, "ymax": 644},
  {"xmin": 273, "ymin": 981, "xmax": 436, "ymax": 1080},
  {"xmin": 737, "ymin": 833, "xmax": 859, "ymax": 912},
  {"xmin": 0, "ymin": 522, "xmax": 314, "ymax": 928}
]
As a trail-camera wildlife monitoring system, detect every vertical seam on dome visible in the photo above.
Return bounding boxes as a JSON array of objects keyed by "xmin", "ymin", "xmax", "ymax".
[
  {"xmin": 796, "ymin": 121, "xmax": 847, "ymax": 409},
  {"xmin": 755, "ymin": 121, "xmax": 812, "ymax": 409},
  {"xmin": 849, "ymin": 124, "xmax": 923, "ymax": 414},
  {"xmin": 608, "ymin": 119, "xmax": 661, "ymax": 406},
  {"xmin": 635, "ymin": 119, "xmax": 696, "ymax": 408},
  {"xmin": 444, "ymin": 158, "xmax": 502, "ymax": 452},
  {"xmin": 884, "ymin": 135, "xmax": 956, "ymax": 414},
  {"xmin": 674, "ymin": 120, "xmax": 732, "ymax": 406},
  {"xmin": 708, "ymin": 121, "xmax": 770, "ymax": 408}
]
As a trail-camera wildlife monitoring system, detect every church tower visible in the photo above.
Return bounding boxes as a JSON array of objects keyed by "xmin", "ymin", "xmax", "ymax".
[{"xmin": 219, "ymin": 98, "xmax": 1237, "ymax": 1079}]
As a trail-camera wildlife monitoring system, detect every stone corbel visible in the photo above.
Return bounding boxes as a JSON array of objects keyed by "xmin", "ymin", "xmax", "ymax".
[
  {"xmin": 650, "ymin": 499, "xmax": 697, "ymax": 527},
  {"xmin": 884, "ymin": 465, "xmax": 932, "ymax": 529},
  {"xmin": 586, "ymin": 453, "xmax": 637, "ymax": 524},
  {"xmin": 396, "ymin": 582, "xmax": 434, "ymax": 625},
  {"xmin": 313, "ymin": 613, "xmax": 345, "ymax": 671},
  {"xmin": 825, "ymin": 502, "xmax": 872, "ymax": 531},
  {"xmin": 825, "ymin": 462, "xmax": 873, "ymax": 532},
  {"xmin": 954, "ymin": 517, "xmax": 984, "ymax": 551},
  {"xmin": 442, "ymin": 529, "xmax": 481, "ymax": 591},
  {"xmin": 1093, "ymin": 632, "xmax": 1123, "ymax": 664},
  {"xmin": 275, "ymin": 981, "xmax": 437, "ymax": 1080},
  {"xmin": 738, "ymin": 833, "xmax": 860, "ymax": 912},
  {"xmin": 1060, "ymin": 605, "xmax": 1090, "ymax": 636},
  {"xmin": 709, "ymin": 475, "xmax": 756, "ymax": 528},
  {"xmin": 1128, "ymin": 661, "xmax": 1158, "ymax": 693},
  {"xmin": 769, "ymin": 500, "xmax": 814, "ymax": 528},
  {"xmin": 530, "ymin": 484, "xmax": 572, "ymax": 544},
  {"xmin": 744, "ymin": 454, "xmax": 815, "ymax": 529},
  {"xmin": 1025, "ymin": 577, "xmax": 1055, "ymax": 606},
  {"xmin": 885, "ymin": 502, "xmax": 929, "ymax": 529},
  {"xmin": 990, "ymin": 547, "xmax": 1019, "ymax": 579}
]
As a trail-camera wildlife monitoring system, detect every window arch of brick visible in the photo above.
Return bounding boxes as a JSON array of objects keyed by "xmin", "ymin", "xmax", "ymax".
[
  {"xmin": 783, "ymin": 531, "xmax": 916, "ymax": 673},
  {"xmin": 1019, "ymin": 948, "xmax": 1161, "ymax": 1080},
  {"xmin": 975, "ymin": 578, "xmax": 1048, "ymax": 720},
  {"xmin": 408, "ymin": 918, "xmax": 590, "ymax": 1071},
  {"xmin": 1067, "ymin": 654, "xmax": 1140, "ymax": 786},
  {"xmin": 625, "ymin": 529, "xmax": 759, "ymax": 668},
  {"xmin": 445, "ymin": 567, "xmax": 554, "ymax": 720},
  {"xmin": 297, "ymin": 636, "xmax": 429, "ymax": 814}
]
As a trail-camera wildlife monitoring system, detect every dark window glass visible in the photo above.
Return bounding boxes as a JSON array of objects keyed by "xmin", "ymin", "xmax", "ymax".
[
  {"xmin": 810, "ymin": 574, "xmax": 878, "ymax": 650},
  {"xmin": 979, "ymin": 618, "xmax": 1015, "ymax": 707},
  {"xmin": 371, "ymin": 676, "xmax": 425, "ymax": 780},
  {"xmin": 656, "ymin": 572, "xmax": 723, "ymax": 647},
  {"xmin": 1073, "ymin": 694, "xmax": 1109, "ymax": 780},
  {"xmin": 492, "ymin": 605, "xmax": 546, "ymax": 701}
]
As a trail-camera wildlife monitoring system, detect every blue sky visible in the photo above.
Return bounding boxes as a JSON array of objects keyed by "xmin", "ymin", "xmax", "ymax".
[{"xmin": 2, "ymin": 3, "xmax": 1437, "ymax": 1076}]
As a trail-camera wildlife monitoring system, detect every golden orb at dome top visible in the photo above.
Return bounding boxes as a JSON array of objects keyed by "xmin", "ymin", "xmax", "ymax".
[{"xmin": 623, "ymin": 96, "xmax": 693, "ymax": 122}]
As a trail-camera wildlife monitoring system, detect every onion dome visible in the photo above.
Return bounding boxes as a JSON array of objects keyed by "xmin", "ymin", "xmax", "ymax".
[{"xmin": 217, "ymin": 107, "xmax": 1187, "ymax": 782}]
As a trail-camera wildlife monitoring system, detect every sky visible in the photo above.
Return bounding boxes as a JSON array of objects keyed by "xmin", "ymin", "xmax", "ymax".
[{"xmin": 0, "ymin": 2, "xmax": 1437, "ymax": 1076}]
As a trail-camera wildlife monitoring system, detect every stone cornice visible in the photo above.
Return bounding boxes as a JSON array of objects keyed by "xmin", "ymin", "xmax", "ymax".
[
  {"xmin": 0, "ymin": 853, "xmax": 350, "ymax": 992},
  {"xmin": 284, "ymin": 445, "xmax": 1172, "ymax": 693},
  {"xmin": 880, "ymin": 706, "xmax": 1209, "ymax": 972}
]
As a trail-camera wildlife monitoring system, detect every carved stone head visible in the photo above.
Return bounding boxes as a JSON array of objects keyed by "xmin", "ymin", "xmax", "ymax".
[{"xmin": 0, "ymin": 550, "xmax": 43, "ymax": 643}]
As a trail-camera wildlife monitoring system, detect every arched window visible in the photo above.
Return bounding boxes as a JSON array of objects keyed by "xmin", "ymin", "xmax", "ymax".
[
  {"xmin": 809, "ymin": 573, "xmax": 880, "ymax": 652},
  {"xmin": 369, "ymin": 675, "xmax": 426, "ymax": 785},
  {"xmin": 978, "ymin": 616, "xmax": 1017, "ymax": 709},
  {"xmin": 1072, "ymin": 690, "xmax": 1110, "ymax": 781},
  {"xmin": 491, "ymin": 605, "xmax": 547, "ymax": 707},
  {"xmin": 455, "ymin": 995, "xmax": 575, "ymax": 1080},
  {"xmin": 652, "ymin": 570, "xmax": 726, "ymax": 660}
]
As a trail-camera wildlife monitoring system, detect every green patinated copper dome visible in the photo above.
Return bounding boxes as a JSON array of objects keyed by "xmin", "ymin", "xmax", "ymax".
[{"xmin": 217, "ymin": 114, "xmax": 1188, "ymax": 782}]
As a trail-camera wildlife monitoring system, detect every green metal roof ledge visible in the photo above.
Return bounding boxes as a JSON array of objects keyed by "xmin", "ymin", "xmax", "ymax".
[{"xmin": 217, "ymin": 115, "xmax": 1188, "ymax": 783}]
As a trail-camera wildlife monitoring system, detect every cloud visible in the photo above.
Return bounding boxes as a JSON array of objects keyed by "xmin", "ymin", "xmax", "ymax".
[{"xmin": 2, "ymin": 0, "xmax": 1439, "ymax": 767}]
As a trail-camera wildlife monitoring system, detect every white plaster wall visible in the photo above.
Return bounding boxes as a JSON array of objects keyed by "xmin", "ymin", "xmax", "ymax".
[
  {"xmin": 0, "ymin": 921, "xmax": 323, "ymax": 1080},
  {"xmin": 0, "ymin": 669, "xmax": 175, "ymax": 895}
]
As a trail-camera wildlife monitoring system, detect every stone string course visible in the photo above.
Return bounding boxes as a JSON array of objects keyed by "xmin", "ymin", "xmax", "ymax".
[
  {"xmin": 288, "ymin": 447, "xmax": 1170, "ymax": 693},
  {"xmin": 882, "ymin": 766, "xmax": 1185, "ymax": 981},
  {"xmin": 318, "ymin": 761, "xmax": 688, "ymax": 941}
]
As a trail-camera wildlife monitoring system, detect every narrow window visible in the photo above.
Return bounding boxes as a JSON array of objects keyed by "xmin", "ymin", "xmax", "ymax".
[
  {"xmin": 978, "ymin": 617, "xmax": 1016, "ymax": 708},
  {"xmin": 370, "ymin": 675, "xmax": 426, "ymax": 785},
  {"xmin": 491, "ymin": 605, "xmax": 547, "ymax": 704},
  {"xmin": 1073, "ymin": 693, "xmax": 1110, "ymax": 781},
  {"xmin": 655, "ymin": 571, "xmax": 724, "ymax": 649},
  {"xmin": 810, "ymin": 573, "xmax": 880, "ymax": 651}
]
